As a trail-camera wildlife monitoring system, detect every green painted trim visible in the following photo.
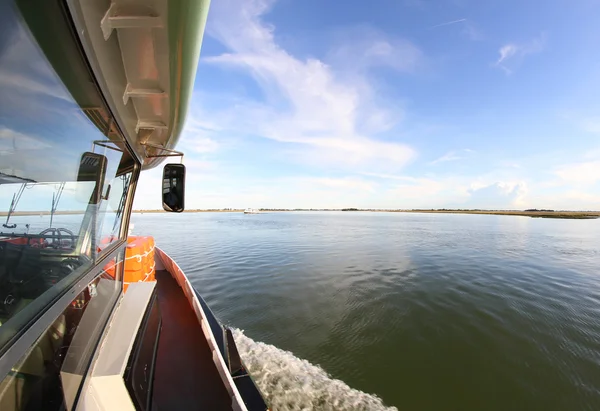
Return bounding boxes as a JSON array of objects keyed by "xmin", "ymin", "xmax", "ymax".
[{"xmin": 146, "ymin": 0, "xmax": 210, "ymax": 169}]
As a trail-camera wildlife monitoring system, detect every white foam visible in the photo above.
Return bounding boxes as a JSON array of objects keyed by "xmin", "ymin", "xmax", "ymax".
[{"xmin": 232, "ymin": 329, "xmax": 398, "ymax": 411}]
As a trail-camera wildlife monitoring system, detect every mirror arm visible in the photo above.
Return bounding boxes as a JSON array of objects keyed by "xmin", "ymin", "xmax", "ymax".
[{"xmin": 140, "ymin": 142, "xmax": 184, "ymax": 162}]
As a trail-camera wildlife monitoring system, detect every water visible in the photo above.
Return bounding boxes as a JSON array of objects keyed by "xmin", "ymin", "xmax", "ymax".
[{"xmin": 131, "ymin": 212, "xmax": 600, "ymax": 411}]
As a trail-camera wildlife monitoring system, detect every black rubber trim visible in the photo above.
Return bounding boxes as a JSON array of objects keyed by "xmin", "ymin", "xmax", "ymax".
[
  {"xmin": 124, "ymin": 288, "xmax": 162, "ymax": 411},
  {"xmin": 193, "ymin": 288, "xmax": 269, "ymax": 410},
  {"xmin": 233, "ymin": 375, "xmax": 269, "ymax": 411},
  {"xmin": 193, "ymin": 288, "xmax": 226, "ymax": 362}
]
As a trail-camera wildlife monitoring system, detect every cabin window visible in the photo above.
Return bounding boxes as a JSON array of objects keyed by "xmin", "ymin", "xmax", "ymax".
[
  {"xmin": 0, "ymin": 0, "xmax": 134, "ymax": 364},
  {"xmin": 0, "ymin": 252, "xmax": 124, "ymax": 411}
]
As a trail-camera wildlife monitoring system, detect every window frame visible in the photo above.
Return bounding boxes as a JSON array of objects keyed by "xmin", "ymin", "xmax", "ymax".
[
  {"xmin": 0, "ymin": 241, "xmax": 120, "ymax": 378},
  {"xmin": 0, "ymin": 0, "xmax": 144, "ymax": 392},
  {"xmin": 0, "ymin": 158, "xmax": 140, "ymax": 404},
  {"xmin": 0, "ymin": 159, "xmax": 139, "ymax": 358}
]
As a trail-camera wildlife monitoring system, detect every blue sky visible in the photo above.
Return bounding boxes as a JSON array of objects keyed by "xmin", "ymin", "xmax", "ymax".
[{"xmin": 134, "ymin": 0, "xmax": 600, "ymax": 210}]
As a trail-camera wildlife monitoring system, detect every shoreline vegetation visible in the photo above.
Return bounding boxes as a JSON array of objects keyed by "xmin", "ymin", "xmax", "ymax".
[
  {"xmin": 131, "ymin": 208, "xmax": 599, "ymax": 219},
  {"xmin": 2, "ymin": 209, "xmax": 598, "ymax": 219}
]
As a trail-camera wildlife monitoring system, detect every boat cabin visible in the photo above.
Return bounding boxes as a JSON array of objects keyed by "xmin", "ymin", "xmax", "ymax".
[{"xmin": 0, "ymin": 1, "xmax": 267, "ymax": 410}]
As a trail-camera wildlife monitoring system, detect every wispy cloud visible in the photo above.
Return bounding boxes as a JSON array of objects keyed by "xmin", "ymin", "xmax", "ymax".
[
  {"xmin": 133, "ymin": 1, "xmax": 597, "ymax": 211},
  {"xmin": 495, "ymin": 33, "xmax": 547, "ymax": 74},
  {"xmin": 199, "ymin": 0, "xmax": 418, "ymax": 172},
  {"xmin": 461, "ymin": 21, "xmax": 484, "ymax": 41},
  {"xmin": 497, "ymin": 45, "xmax": 518, "ymax": 65},
  {"xmin": 429, "ymin": 18, "xmax": 466, "ymax": 29},
  {"xmin": 429, "ymin": 149, "xmax": 474, "ymax": 165},
  {"xmin": 327, "ymin": 26, "xmax": 422, "ymax": 75},
  {"xmin": 427, "ymin": 18, "xmax": 483, "ymax": 41}
]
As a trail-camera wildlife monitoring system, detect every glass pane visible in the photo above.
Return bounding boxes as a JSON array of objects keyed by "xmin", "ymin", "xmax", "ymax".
[
  {"xmin": 98, "ymin": 172, "xmax": 133, "ymax": 252},
  {"xmin": 0, "ymin": 251, "xmax": 123, "ymax": 411},
  {"xmin": 0, "ymin": 2, "xmax": 132, "ymax": 351}
]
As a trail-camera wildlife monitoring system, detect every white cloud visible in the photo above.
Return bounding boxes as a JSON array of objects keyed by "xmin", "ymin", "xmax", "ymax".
[
  {"xmin": 554, "ymin": 161, "xmax": 600, "ymax": 186},
  {"xmin": 528, "ymin": 190, "xmax": 600, "ymax": 211},
  {"xmin": 131, "ymin": 1, "xmax": 597, "ymax": 211},
  {"xmin": 360, "ymin": 172, "xmax": 471, "ymax": 207},
  {"xmin": 495, "ymin": 33, "xmax": 547, "ymax": 74},
  {"xmin": 367, "ymin": 173, "xmax": 529, "ymax": 209},
  {"xmin": 497, "ymin": 45, "xmax": 518, "ymax": 65},
  {"xmin": 465, "ymin": 181, "xmax": 528, "ymax": 209},
  {"xmin": 134, "ymin": 162, "xmax": 600, "ymax": 210},
  {"xmin": 429, "ymin": 149, "xmax": 474, "ymax": 165},
  {"xmin": 201, "ymin": 0, "xmax": 418, "ymax": 172}
]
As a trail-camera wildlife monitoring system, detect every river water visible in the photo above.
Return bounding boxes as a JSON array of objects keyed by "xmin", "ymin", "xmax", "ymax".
[{"xmin": 131, "ymin": 211, "xmax": 600, "ymax": 411}]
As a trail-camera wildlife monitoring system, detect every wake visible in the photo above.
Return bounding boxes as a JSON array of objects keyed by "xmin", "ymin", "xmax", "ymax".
[{"xmin": 232, "ymin": 329, "xmax": 398, "ymax": 411}]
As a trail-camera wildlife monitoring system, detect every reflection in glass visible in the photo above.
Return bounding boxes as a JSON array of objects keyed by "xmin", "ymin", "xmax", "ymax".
[
  {"xmin": 0, "ymin": 2, "xmax": 131, "ymax": 354},
  {"xmin": 0, "ymin": 253, "xmax": 123, "ymax": 411}
]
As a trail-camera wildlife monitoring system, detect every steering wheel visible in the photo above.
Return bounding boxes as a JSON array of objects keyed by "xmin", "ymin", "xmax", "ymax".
[{"xmin": 38, "ymin": 228, "xmax": 76, "ymax": 249}]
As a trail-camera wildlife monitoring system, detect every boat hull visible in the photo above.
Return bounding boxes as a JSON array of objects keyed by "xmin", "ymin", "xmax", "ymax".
[{"xmin": 153, "ymin": 247, "xmax": 268, "ymax": 410}]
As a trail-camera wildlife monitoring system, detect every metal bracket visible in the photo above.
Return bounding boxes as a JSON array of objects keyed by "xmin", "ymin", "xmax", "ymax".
[
  {"xmin": 93, "ymin": 140, "xmax": 124, "ymax": 153},
  {"xmin": 140, "ymin": 142, "xmax": 184, "ymax": 162}
]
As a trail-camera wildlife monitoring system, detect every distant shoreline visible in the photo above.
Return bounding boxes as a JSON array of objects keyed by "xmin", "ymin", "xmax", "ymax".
[
  {"xmin": 389, "ymin": 210, "xmax": 600, "ymax": 219},
  {"xmin": 2, "ymin": 209, "xmax": 597, "ymax": 219},
  {"xmin": 131, "ymin": 209, "xmax": 600, "ymax": 219}
]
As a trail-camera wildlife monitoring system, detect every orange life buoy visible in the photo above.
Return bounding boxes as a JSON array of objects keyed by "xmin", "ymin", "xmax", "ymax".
[{"xmin": 123, "ymin": 236, "xmax": 156, "ymax": 292}]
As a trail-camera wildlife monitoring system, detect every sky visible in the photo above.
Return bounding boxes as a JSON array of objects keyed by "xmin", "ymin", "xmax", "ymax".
[{"xmin": 134, "ymin": 0, "xmax": 600, "ymax": 210}]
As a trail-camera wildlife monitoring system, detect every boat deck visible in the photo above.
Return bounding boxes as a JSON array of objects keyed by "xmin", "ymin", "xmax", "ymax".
[{"xmin": 153, "ymin": 270, "xmax": 231, "ymax": 410}]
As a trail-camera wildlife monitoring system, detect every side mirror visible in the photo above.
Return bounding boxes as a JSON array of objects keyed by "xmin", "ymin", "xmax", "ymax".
[
  {"xmin": 162, "ymin": 164, "xmax": 185, "ymax": 212},
  {"xmin": 77, "ymin": 152, "xmax": 107, "ymax": 204}
]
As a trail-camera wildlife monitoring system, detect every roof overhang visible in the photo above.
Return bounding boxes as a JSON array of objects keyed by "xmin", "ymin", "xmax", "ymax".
[{"xmin": 66, "ymin": 0, "xmax": 210, "ymax": 169}]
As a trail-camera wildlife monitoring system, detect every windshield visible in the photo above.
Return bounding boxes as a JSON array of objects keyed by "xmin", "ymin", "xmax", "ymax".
[{"xmin": 0, "ymin": 1, "xmax": 134, "ymax": 352}]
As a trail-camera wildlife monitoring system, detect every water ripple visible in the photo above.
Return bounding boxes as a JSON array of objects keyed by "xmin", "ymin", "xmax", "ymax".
[{"xmin": 132, "ymin": 212, "xmax": 600, "ymax": 410}]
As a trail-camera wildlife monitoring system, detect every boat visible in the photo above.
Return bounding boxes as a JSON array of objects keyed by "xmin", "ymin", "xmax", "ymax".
[
  {"xmin": 243, "ymin": 208, "xmax": 261, "ymax": 214},
  {"xmin": 0, "ymin": 1, "xmax": 268, "ymax": 410}
]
